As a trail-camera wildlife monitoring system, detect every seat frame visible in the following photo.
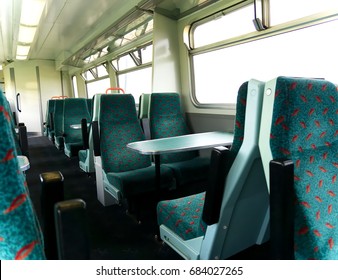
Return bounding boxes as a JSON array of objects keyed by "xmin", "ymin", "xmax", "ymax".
[{"xmin": 159, "ymin": 79, "xmax": 270, "ymax": 259}]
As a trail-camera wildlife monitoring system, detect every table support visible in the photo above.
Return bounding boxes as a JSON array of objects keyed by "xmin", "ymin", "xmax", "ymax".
[{"xmin": 154, "ymin": 154, "xmax": 161, "ymax": 192}]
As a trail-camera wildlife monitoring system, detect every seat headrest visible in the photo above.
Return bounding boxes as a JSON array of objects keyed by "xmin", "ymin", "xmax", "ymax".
[
  {"xmin": 100, "ymin": 94, "xmax": 137, "ymax": 123},
  {"xmin": 150, "ymin": 93, "xmax": 181, "ymax": 116}
]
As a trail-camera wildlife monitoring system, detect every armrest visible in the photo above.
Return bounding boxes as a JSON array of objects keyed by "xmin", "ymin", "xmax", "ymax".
[
  {"xmin": 40, "ymin": 171, "xmax": 65, "ymax": 259},
  {"xmin": 81, "ymin": 118, "xmax": 89, "ymax": 149},
  {"xmin": 270, "ymin": 159, "xmax": 295, "ymax": 260},
  {"xmin": 92, "ymin": 120, "xmax": 101, "ymax": 156},
  {"xmin": 54, "ymin": 199, "xmax": 90, "ymax": 260},
  {"xmin": 202, "ymin": 146, "xmax": 235, "ymax": 225}
]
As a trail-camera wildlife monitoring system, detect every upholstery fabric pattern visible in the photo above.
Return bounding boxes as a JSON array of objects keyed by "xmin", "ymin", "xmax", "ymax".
[
  {"xmin": 157, "ymin": 82, "xmax": 248, "ymax": 240},
  {"xmin": 53, "ymin": 100, "xmax": 65, "ymax": 138},
  {"xmin": 45, "ymin": 99, "xmax": 56, "ymax": 138},
  {"xmin": 63, "ymin": 98, "xmax": 91, "ymax": 144},
  {"xmin": 53, "ymin": 100, "xmax": 65, "ymax": 148},
  {"xmin": 100, "ymin": 94, "xmax": 151, "ymax": 173},
  {"xmin": 231, "ymin": 82, "xmax": 248, "ymax": 153},
  {"xmin": 157, "ymin": 192, "xmax": 207, "ymax": 240},
  {"xmin": 0, "ymin": 90, "xmax": 45, "ymax": 260},
  {"xmin": 2, "ymin": 96, "xmax": 22, "ymax": 155},
  {"xmin": 270, "ymin": 77, "xmax": 338, "ymax": 259},
  {"xmin": 149, "ymin": 93, "xmax": 198, "ymax": 163}
]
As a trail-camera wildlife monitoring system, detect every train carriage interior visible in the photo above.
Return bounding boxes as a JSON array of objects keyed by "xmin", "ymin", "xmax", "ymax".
[{"xmin": 0, "ymin": 0, "xmax": 337, "ymax": 262}]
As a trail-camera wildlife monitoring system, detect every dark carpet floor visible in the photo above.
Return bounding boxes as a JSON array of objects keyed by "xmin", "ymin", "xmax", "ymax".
[{"xmin": 25, "ymin": 135, "xmax": 181, "ymax": 260}]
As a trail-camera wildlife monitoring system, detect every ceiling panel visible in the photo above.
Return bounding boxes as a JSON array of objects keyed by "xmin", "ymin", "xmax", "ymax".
[{"xmin": 0, "ymin": 0, "xmax": 225, "ymax": 66}]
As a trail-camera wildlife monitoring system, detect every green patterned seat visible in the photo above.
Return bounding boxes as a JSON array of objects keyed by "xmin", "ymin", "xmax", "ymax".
[
  {"xmin": 157, "ymin": 80, "xmax": 269, "ymax": 259},
  {"xmin": 54, "ymin": 99, "xmax": 65, "ymax": 150},
  {"xmin": 62, "ymin": 98, "xmax": 91, "ymax": 157},
  {"xmin": 0, "ymin": 90, "xmax": 45, "ymax": 260},
  {"xmin": 78, "ymin": 95, "xmax": 101, "ymax": 173},
  {"xmin": 149, "ymin": 93, "xmax": 210, "ymax": 187},
  {"xmin": 157, "ymin": 82, "xmax": 248, "ymax": 241},
  {"xmin": 260, "ymin": 76, "xmax": 338, "ymax": 259},
  {"xmin": 44, "ymin": 99, "xmax": 56, "ymax": 139},
  {"xmin": 99, "ymin": 94, "xmax": 174, "ymax": 203},
  {"xmin": 1, "ymin": 95, "xmax": 23, "ymax": 155}
]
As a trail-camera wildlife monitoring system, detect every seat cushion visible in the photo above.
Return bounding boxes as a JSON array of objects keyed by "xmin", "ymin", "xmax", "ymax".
[
  {"xmin": 292, "ymin": 144, "xmax": 338, "ymax": 259},
  {"xmin": 64, "ymin": 142, "xmax": 83, "ymax": 157},
  {"xmin": 157, "ymin": 192, "xmax": 207, "ymax": 240},
  {"xmin": 269, "ymin": 77, "xmax": 338, "ymax": 259},
  {"xmin": 0, "ymin": 91, "xmax": 45, "ymax": 260},
  {"xmin": 162, "ymin": 157, "xmax": 210, "ymax": 186},
  {"xmin": 78, "ymin": 149, "xmax": 88, "ymax": 163},
  {"xmin": 106, "ymin": 165, "xmax": 174, "ymax": 197}
]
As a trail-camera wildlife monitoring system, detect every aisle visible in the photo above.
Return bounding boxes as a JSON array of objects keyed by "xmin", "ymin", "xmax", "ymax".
[{"xmin": 25, "ymin": 135, "xmax": 181, "ymax": 260}]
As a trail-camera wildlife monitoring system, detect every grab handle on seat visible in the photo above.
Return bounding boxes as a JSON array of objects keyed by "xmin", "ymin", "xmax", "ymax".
[{"xmin": 105, "ymin": 87, "xmax": 125, "ymax": 94}]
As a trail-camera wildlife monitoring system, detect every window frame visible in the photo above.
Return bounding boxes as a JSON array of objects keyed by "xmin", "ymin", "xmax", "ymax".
[{"xmin": 188, "ymin": 1, "xmax": 338, "ymax": 108}]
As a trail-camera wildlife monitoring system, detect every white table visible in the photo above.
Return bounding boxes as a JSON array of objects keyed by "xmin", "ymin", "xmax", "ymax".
[
  {"xmin": 127, "ymin": 131, "xmax": 234, "ymax": 188},
  {"xmin": 17, "ymin": 155, "xmax": 30, "ymax": 172}
]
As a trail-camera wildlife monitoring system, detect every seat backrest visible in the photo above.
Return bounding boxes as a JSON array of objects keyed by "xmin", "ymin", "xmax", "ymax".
[
  {"xmin": 99, "ymin": 94, "xmax": 151, "ymax": 173},
  {"xmin": 0, "ymin": 90, "xmax": 45, "ymax": 260},
  {"xmin": 200, "ymin": 79, "xmax": 269, "ymax": 259},
  {"xmin": 259, "ymin": 76, "xmax": 338, "ymax": 259},
  {"xmin": 63, "ymin": 98, "xmax": 91, "ymax": 144},
  {"xmin": 45, "ymin": 99, "xmax": 56, "ymax": 131},
  {"xmin": 202, "ymin": 81, "xmax": 248, "ymax": 225},
  {"xmin": 86, "ymin": 98, "xmax": 93, "ymax": 119},
  {"xmin": 1, "ymin": 94, "xmax": 23, "ymax": 155},
  {"xmin": 149, "ymin": 92, "xmax": 197, "ymax": 162},
  {"xmin": 53, "ymin": 99, "xmax": 65, "ymax": 138}
]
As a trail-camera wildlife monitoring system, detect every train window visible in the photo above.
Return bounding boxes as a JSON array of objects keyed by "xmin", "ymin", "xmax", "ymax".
[
  {"xmin": 72, "ymin": 76, "xmax": 79, "ymax": 98},
  {"xmin": 81, "ymin": 70, "xmax": 95, "ymax": 81},
  {"xmin": 90, "ymin": 64, "xmax": 108, "ymax": 79},
  {"xmin": 86, "ymin": 77, "xmax": 110, "ymax": 99},
  {"xmin": 192, "ymin": 18, "xmax": 338, "ymax": 106},
  {"xmin": 115, "ymin": 55, "xmax": 136, "ymax": 71},
  {"xmin": 82, "ymin": 63, "xmax": 110, "ymax": 98},
  {"xmin": 270, "ymin": 0, "xmax": 338, "ymax": 25},
  {"xmin": 193, "ymin": 3, "xmax": 255, "ymax": 48},
  {"xmin": 110, "ymin": 44, "xmax": 153, "ymax": 103},
  {"xmin": 111, "ymin": 44, "xmax": 153, "ymax": 71},
  {"xmin": 118, "ymin": 67, "xmax": 152, "ymax": 102}
]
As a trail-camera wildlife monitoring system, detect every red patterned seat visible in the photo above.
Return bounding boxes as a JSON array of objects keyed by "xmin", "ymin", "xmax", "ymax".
[
  {"xmin": 157, "ymin": 80, "xmax": 269, "ymax": 259},
  {"xmin": 260, "ymin": 76, "xmax": 338, "ymax": 259}
]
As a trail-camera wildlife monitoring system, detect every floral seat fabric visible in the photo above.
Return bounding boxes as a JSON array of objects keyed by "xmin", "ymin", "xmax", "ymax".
[
  {"xmin": 269, "ymin": 77, "xmax": 338, "ymax": 259},
  {"xmin": 0, "ymin": 90, "xmax": 45, "ymax": 260},
  {"xmin": 157, "ymin": 82, "xmax": 248, "ymax": 240},
  {"xmin": 63, "ymin": 98, "xmax": 91, "ymax": 157},
  {"xmin": 100, "ymin": 94, "xmax": 173, "ymax": 198}
]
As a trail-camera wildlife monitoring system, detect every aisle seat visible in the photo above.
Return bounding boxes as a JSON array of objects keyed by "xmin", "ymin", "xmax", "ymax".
[
  {"xmin": 157, "ymin": 80, "xmax": 269, "ymax": 259},
  {"xmin": 93, "ymin": 94, "xmax": 174, "ymax": 206},
  {"xmin": 44, "ymin": 99, "xmax": 56, "ymax": 140},
  {"xmin": 62, "ymin": 98, "xmax": 91, "ymax": 158},
  {"xmin": 259, "ymin": 76, "xmax": 338, "ymax": 259},
  {"xmin": 149, "ymin": 93, "xmax": 210, "ymax": 188},
  {"xmin": 0, "ymin": 89, "xmax": 45, "ymax": 260},
  {"xmin": 54, "ymin": 100, "xmax": 65, "ymax": 150},
  {"xmin": 78, "ymin": 94, "xmax": 103, "ymax": 173}
]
